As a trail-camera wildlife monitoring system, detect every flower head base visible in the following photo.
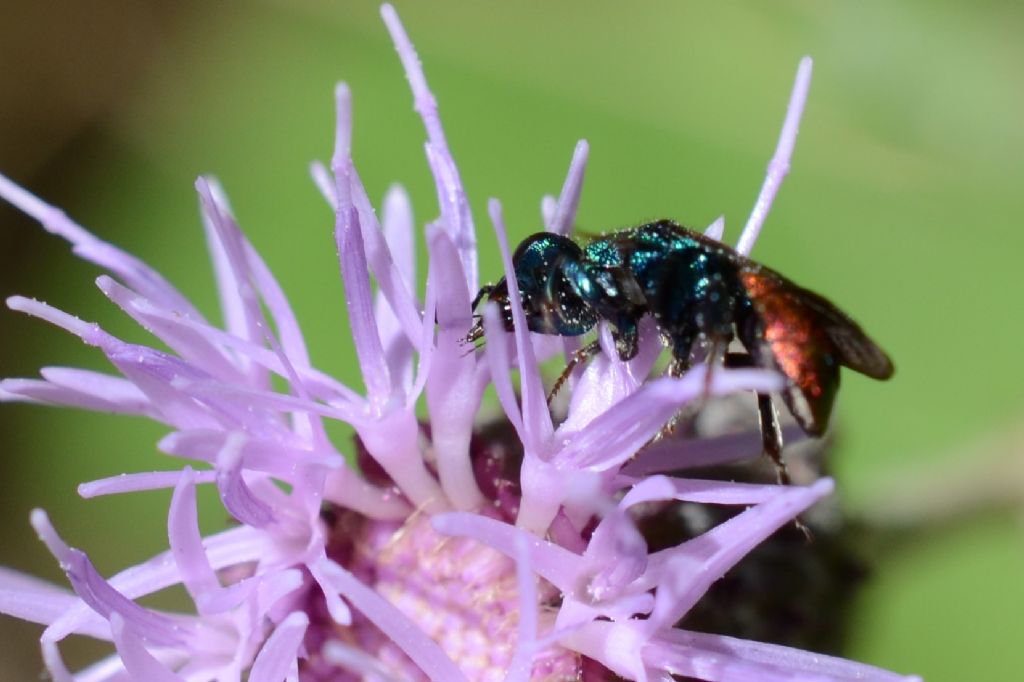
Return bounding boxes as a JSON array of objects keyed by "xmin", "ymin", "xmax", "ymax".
[{"xmin": 0, "ymin": 5, "xmax": 920, "ymax": 682}]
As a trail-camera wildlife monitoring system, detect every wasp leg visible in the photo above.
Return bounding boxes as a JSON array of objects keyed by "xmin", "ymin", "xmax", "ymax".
[
  {"xmin": 722, "ymin": 351, "xmax": 753, "ymax": 368},
  {"xmin": 756, "ymin": 392, "xmax": 792, "ymax": 486},
  {"xmin": 763, "ymin": 391, "xmax": 811, "ymax": 541},
  {"xmin": 758, "ymin": 390, "xmax": 812, "ymax": 539},
  {"xmin": 702, "ymin": 336, "xmax": 728, "ymax": 397},
  {"xmin": 547, "ymin": 339, "xmax": 602, "ymax": 405},
  {"xmin": 723, "ymin": 353, "xmax": 794, "ymax": 485},
  {"xmin": 657, "ymin": 336, "xmax": 728, "ymax": 444},
  {"xmin": 471, "ymin": 284, "xmax": 494, "ymax": 311},
  {"xmin": 612, "ymin": 325, "xmax": 640, "ymax": 362},
  {"xmin": 667, "ymin": 355, "xmax": 689, "ymax": 377},
  {"xmin": 731, "ymin": 368, "xmax": 808, "ymax": 537},
  {"xmin": 657, "ymin": 358, "xmax": 686, "ymax": 439}
]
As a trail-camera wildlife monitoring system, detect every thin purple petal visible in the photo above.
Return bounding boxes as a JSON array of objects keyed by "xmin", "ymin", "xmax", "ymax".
[
  {"xmin": 351, "ymin": 168, "xmax": 424, "ymax": 350},
  {"xmin": 40, "ymin": 640, "xmax": 78, "ymax": 682},
  {"xmin": 199, "ymin": 177, "xmax": 255, "ymax": 352},
  {"xmin": 318, "ymin": 558, "xmax": 469, "ymax": 682},
  {"xmin": 374, "ymin": 186, "xmax": 417, "ymax": 390},
  {"xmin": 215, "ymin": 434, "xmax": 277, "ymax": 528},
  {"xmin": 355, "ymin": 409, "xmax": 448, "ymax": 513},
  {"xmin": 382, "ymin": 184, "xmax": 416, "ymax": 290},
  {"xmin": 558, "ymin": 367, "xmax": 783, "ymax": 471},
  {"xmin": 0, "ymin": 571, "xmax": 110, "ymax": 639},
  {"xmin": 621, "ymin": 424, "xmax": 805, "ymax": 477},
  {"xmin": 489, "ymin": 198, "xmax": 553, "ymax": 449},
  {"xmin": 617, "ymin": 474, "xmax": 790, "ymax": 507},
  {"xmin": 645, "ymin": 479, "xmax": 833, "ymax": 630},
  {"xmin": 43, "ymin": 525, "xmax": 265, "ymax": 644},
  {"xmin": 322, "ymin": 640, "xmax": 404, "ymax": 682},
  {"xmin": 560, "ymin": 326, "xmax": 642, "ymax": 434},
  {"xmin": 168, "ymin": 468, "xmax": 221, "ymax": 606},
  {"xmin": 248, "ymin": 612, "xmax": 308, "ymax": 682},
  {"xmin": 580, "ymin": 505, "xmax": 648, "ymax": 602},
  {"xmin": 338, "ymin": 207, "xmax": 392, "ymax": 402},
  {"xmin": 431, "ymin": 512, "xmax": 582, "ymax": 595},
  {"xmin": 482, "ymin": 304, "xmax": 525, "ymax": 439},
  {"xmin": 96, "ymin": 289, "xmax": 234, "ymax": 392},
  {"xmin": 381, "ymin": 3, "xmax": 478, "ymax": 290},
  {"xmin": 321, "ymin": 465, "xmax": 412, "ymax": 520},
  {"xmin": 0, "ymin": 375, "xmax": 155, "ymax": 417},
  {"xmin": 41, "ymin": 366, "xmax": 150, "ymax": 410},
  {"xmin": 178, "ymin": 379, "xmax": 361, "ymax": 426},
  {"xmin": 0, "ymin": 173, "xmax": 204, "ymax": 322},
  {"xmin": 547, "ymin": 140, "xmax": 589, "ymax": 236},
  {"xmin": 308, "ymin": 560, "xmax": 353, "ymax": 626},
  {"xmin": 109, "ymin": 613, "xmax": 185, "ymax": 682},
  {"xmin": 704, "ymin": 216, "xmax": 725, "ymax": 241},
  {"xmin": 31, "ymin": 510, "xmax": 189, "ymax": 647},
  {"xmin": 78, "ymin": 470, "xmax": 216, "ymax": 499},
  {"xmin": 159, "ymin": 430, "xmax": 339, "ymax": 480},
  {"xmin": 736, "ymin": 57, "xmax": 813, "ymax": 256},
  {"xmin": 195, "ymin": 179, "xmax": 266, "ymax": 361},
  {"xmin": 331, "ymin": 82, "xmax": 424, "ymax": 353},
  {"xmin": 426, "ymin": 228, "xmax": 485, "ymax": 510},
  {"xmin": 503, "ymin": 532, "xmax": 539, "ymax": 682},
  {"xmin": 648, "ymin": 628, "xmax": 922, "ymax": 682}
]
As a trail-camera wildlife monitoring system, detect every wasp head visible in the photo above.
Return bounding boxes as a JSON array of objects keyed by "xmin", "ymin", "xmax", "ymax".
[{"xmin": 466, "ymin": 232, "xmax": 599, "ymax": 347}]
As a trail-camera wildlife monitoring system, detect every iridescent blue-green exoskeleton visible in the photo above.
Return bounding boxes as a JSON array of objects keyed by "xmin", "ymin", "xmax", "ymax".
[{"xmin": 467, "ymin": 219, "xmax": 894, "ymax": 482}]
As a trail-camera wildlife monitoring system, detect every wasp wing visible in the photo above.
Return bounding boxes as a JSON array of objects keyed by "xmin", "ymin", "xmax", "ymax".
[
  {"xmin": 740, "ymin": 265, "xmax": 894, "ymax": 379},
  {"xmin": 738, "ymin": 265, "xmax": 893, "ymax": 435},
  {"xmin": 811, "ymin": 291, "xmax": 894, "ymax": 380}
]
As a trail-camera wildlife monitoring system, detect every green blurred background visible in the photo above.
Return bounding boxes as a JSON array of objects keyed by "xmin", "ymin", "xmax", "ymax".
[{"xmin": 1, "ymin": 1, "xmax": 1022, "ymax": 679}]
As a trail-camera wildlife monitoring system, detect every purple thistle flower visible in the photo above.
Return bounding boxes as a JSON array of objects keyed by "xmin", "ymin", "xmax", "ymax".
[{"xmin": 0, "ymin": 5, "xmax": 921, "ymax": 681}]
